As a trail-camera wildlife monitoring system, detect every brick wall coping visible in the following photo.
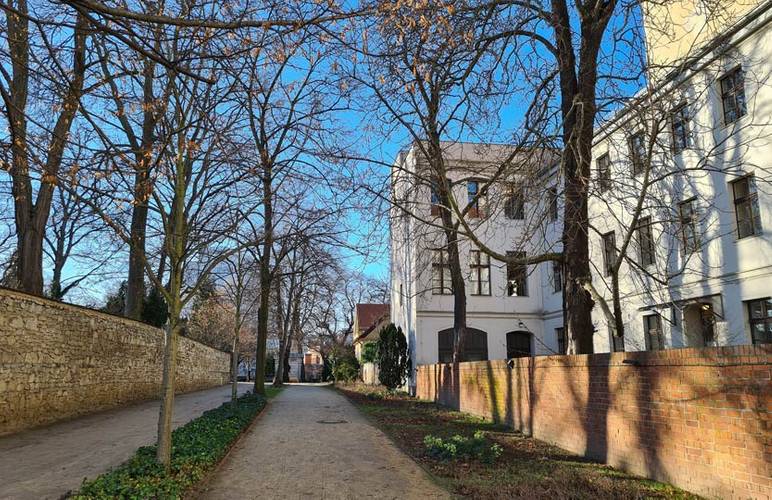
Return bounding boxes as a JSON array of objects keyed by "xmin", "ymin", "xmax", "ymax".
[{"xmin": 421, "ymin": 344, "xmax": 771, "ymax": 370}]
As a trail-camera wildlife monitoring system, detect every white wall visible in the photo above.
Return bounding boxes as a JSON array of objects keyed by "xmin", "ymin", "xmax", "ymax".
[{"xmin": 390, "ymin": 11, "xmax": 771, "ymax": 385}]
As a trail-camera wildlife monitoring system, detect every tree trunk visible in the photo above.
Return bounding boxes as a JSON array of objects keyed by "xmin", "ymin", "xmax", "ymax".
[
  {"xmin": 6, "ymin": 8, "xmax": 87, "ymax": 296},
  {"xmin": 282, "ymin": 341, "xmax": 291, "ymax": 382},
  {"xmin": 125, "ymin": 58, "xmax": 160, "ymax": 320},
  {"xmin": 253, "ymin": 159, "xmax": 273, "ymax": 396},
  {"xmin": 125, "ymin": 171, "xmax": 150, "ymax": 319},
  {"xmin": 430, "ymin": 139, "xmax": 468, "ymax": 362},
  {"xmin": 552, "ymin": 0, "xmax": 614, "ymax": 354},
  {"xmin": 231, "ymin": 336, "xmax": 239, "ymax": 408},
  {"xmin": 156, "ymin": 143, "xmax": 187, "ymax": 469},
  {"xmin": 273, "ymin": 336, "xmax": 287, "ymax": 386},
  {"xmin": 156, "ymin": 316, "xmax": 179, "ymax": 469}
]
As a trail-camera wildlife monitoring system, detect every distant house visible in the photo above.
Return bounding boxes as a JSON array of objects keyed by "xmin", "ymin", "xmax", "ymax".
[
  {"xmin": 354, "ymin": 304, "xmax": 390, "ymax": 385},
  {"xmin": 303, "ymin": 349, "xmax": 324, "ymax": 382},
  {"xmin": 353, "ymin": 303, "xmax": 391, "ymax": 361}
]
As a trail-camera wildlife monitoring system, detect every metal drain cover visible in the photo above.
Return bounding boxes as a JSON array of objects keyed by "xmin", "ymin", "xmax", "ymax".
[{"xmin": 316, "ymin": 419, "xmax": 348, "ymax": 424}]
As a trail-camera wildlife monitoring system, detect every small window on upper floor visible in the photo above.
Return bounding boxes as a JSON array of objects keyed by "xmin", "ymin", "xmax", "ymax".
[
  {"xmin": 671, "ymin": 103, "xmax": 691, "ymax": 153},
  {"xmin": 601, "ymin": 231, "xmax": 616, "ymax": 277},
  {"xmin": 628, "ymin": 132, "xmax": 646, "ymax": 176},
  {"xmin": 720, "ymin": 67, "xmax": 747, "ymax": 124},
  {"xmin": 431, "ymin": 248, "xmax": 453, "ymax": 295},
  {"xmin": 548, "ymin": 187, "xmax": 558, "ymax": 221},
  {"xmin": 678, "ymin": 198, "xmax": 699, "ymax": 253},
  {"xmin": 636, "ymin": 216, "xmax": 656, "ymax": 267},
  {"xmin": 552, "ymin": 261, "xmax": 562, "ymax": 293},
  {"xmin": 430, "ymin": 177, "xmax": 451, "ymax": 216},
  {"xmin": 467, "ymin": 180, "xmax": 485, "ymax": 218},
  {"xmin": 731, "ymin": 174, "xmax": 762, "ymax": 239},
  {"xmin": 597, "ymin": 153, "xmax": 611, "ymax": 193},
  {"xmin": 504, "ymin": 185, "xmax": 524, "ymax": 220},
  {"xmin": 469, "ymin": 250, "xmax": 491, "ymax": 296},
  {"xmin": 506, "ymin": 251, "xmax": 528, "ymax": 297}
]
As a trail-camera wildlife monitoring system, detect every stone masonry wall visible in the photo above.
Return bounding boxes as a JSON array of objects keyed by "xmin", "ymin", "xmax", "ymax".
[
  {"xmin": 417, "ymin": 345, "xmax": 771, "ymax": 499},
  {"xmin": 0, "ymin": 288, "xmax": 230, "ymax": 436}
]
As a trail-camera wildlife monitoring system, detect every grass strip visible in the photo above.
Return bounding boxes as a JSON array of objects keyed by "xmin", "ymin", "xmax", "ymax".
[
  {"xmin": 338, "ymin": 383, "xmax": 700, "ymax": 499},
  {"xmin": 69, "ymin": 390, "xmax": 274, "ymax": 499}
]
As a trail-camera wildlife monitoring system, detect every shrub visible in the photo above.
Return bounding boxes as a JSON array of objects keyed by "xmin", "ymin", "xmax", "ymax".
[
  {"xmin": 423, "ymin": 431, "xmax": 504, "ymax": 464},
  {"xmin": 377, "ymin": 323, "xmax": 410, "ymax": 390},
  {"xmin": 70, "ymin": 392, "xmax": 267, "ymax": 499},
  {"xmin": 332, "ymin": 357, "xmax": 359, "ymax": 383},
  {"xmin": 364, "ymin": 390, "xmax": 385, "ymax": 400},
  {"xmin": 327, "ymin": 344, "xmax": 359, "ymax": 383},
  {"xmin": 360, "ymin": 342, "xmax": 379, "ymax": 364}
]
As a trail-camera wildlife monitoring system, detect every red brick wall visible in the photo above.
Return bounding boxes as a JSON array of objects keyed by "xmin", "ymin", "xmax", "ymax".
[{"xmin": 416, "ymin": 345, "xmax": 771, "ymax": 499}]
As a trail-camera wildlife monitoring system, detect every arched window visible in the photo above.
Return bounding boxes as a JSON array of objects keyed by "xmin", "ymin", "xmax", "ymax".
[
  {"xmin": 438, "ymin": 328, "xmax": 489, "ymax": 363},
  {"xmin": 506, "ymin": 331, "xmax": 532, "ymax": 358}
]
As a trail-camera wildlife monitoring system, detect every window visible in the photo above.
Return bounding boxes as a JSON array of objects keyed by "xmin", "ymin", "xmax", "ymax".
[
  {"xmin": 609, "ymin": 326, "xmax": 625, "ymax": 352},
  {"xmin": 548, "ymin": 187, "xmax": 558, "ymax": 221},
  {"xmin": 552, "ymin": 261, "xmax": 562, "ymax": 293},
  {"xmin": 628, "ymin": 132, "xmax": 646, "ymax": 176},
  {"xmin": 438, "ymin": 328, "xmax": 488, "ymax": 363},
  {"xmin": 506, "ymin": 331, "xmax": 532, "ymax": 358},
  {"xmin": 430, "ymin": 177, "xmax": 450, "ymax": 216},
  {"xmin": 602, "ymin": 231, "xmax": 616, "ymax": 277},
  {"xmin": 671, "ymin": 103, "xmax": 690, "ymax": 153},
  {"xmin": 597, "ymin": 154, "xmax": 611, "ymax": 193},
  {"xmin": 636, "ymin": 216, "xmax": 656, "ymax": 267},
  {"xmin": 430, "ymin": 179, "xmax": 441, "ymax": 206},
  {"xmin": 504, "ymin": 186, "xmax": 524, "ymax": 219},
  {"xmin": 467, "ymin": 180, "xmax": 485, "ymax": 217},
  {"xmin": 431, "ymin": 249, "xmax": 453, "ymax": 295},
  {"xmin": 556, "ymin": 327, "xmax": 566, "ymax": 355},
  {"xmin": 747, "ymin": 298, "xmax": 772, "ymax": 344},
  {"xmin": 399, "ymin": 283, "xmax": 403, "ymax": 306},
  {"xmin": 506, "ymin": 251, "xmax": 528, "ymax": 297},
  {"xmin": 678, "ymin": 198, "xmax": 699, "ymax": 253},
  {"xmin": 720, "ymin": 67, "xmax": 747, "ymax": 124},
  {"xmin": 469, "ymin": 250, "xmax": 490, "ymax": 296},
  {"xmin": 643, "ymin": 314, "xmax": 664, "ymax": 351},
  {"xmin": 732, "ymin": 174, "xmax": 762, "ymax": 238}
]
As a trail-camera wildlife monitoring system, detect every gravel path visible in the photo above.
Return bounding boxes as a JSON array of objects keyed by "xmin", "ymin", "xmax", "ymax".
[
  {"xmin": 0, "ymin": 383, "xmax": 252, "ymax": 499},
  {"xmin": 198, "ymin": 385, "xmax": 449, "ymax": 500}
]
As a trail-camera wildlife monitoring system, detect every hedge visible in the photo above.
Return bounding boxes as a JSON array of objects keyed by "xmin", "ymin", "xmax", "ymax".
[{"xmin": 69, "ymin": 392, "xmax": 267, "ymax": 499}]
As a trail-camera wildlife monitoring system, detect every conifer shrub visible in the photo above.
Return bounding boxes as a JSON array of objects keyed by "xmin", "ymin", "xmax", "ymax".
[{"xmin": 377, "ymin": 323, "xmax": 410, "ymax": 390}]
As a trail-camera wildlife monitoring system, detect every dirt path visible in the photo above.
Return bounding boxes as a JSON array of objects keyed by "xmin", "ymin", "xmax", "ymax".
[
  {"xmin": 198, "ymin": 385, "xmax": 449, "ymax": 500},
  {"xmin": 0, "ymin": 383, "xmax": 252, "ymax": 499}
]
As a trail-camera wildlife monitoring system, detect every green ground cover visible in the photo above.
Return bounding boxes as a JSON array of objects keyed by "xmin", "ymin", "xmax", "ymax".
[{"xmin": 70, "ymin": 387, "xmax": 281, "ymax": 499}]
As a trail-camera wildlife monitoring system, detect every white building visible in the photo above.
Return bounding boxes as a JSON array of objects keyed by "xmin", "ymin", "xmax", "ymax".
[{"xmin": 390, "ymin": 0, "xmax": 772, "ymax": 390}]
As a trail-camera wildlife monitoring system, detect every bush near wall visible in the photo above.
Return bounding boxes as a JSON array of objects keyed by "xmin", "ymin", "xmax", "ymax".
[{"xmin": 70, "ymin": 392, "xmax": 267, "ymax": 499}]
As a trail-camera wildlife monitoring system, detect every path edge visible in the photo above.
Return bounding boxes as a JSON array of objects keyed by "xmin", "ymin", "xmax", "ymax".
[{"xmin": 184, "ymin": 391, "xmax": 279, "ymax": 499}]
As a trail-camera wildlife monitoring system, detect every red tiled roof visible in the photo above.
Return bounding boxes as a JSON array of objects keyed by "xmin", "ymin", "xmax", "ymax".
[{"xmin": 355, "ymin": 303, "xmax": 390, "ymax": 337}]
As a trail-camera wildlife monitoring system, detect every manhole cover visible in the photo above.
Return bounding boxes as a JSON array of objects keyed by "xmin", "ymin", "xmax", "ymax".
[{"xmin": 316, "ymin": 419, "xmax": 348, "ymax": 424}]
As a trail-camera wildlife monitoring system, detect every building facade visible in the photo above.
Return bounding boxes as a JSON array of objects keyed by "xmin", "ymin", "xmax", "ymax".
[{"xmin": 390, "ymin": 1, "xmax": 772, "ymax": 390}]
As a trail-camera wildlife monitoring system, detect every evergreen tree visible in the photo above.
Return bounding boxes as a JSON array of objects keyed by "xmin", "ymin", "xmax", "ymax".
[{"xmin": 377, "ymin": 323, "xmax": 410, "ymax": 390}]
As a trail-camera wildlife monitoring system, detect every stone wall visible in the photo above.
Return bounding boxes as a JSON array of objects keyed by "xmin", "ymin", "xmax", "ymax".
[
  {"xmin": 416, "ymin": 345, "xmax": 771, "ymax": 500},
  {"xmin": 0, "ymin": 288, "xmax": 230, "ymax": 436}
]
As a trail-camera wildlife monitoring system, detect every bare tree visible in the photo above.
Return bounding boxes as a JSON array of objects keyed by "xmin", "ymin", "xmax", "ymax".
[{"xmin": 0, "ymin": 5, "xmax": 89, "ymax": 294}]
